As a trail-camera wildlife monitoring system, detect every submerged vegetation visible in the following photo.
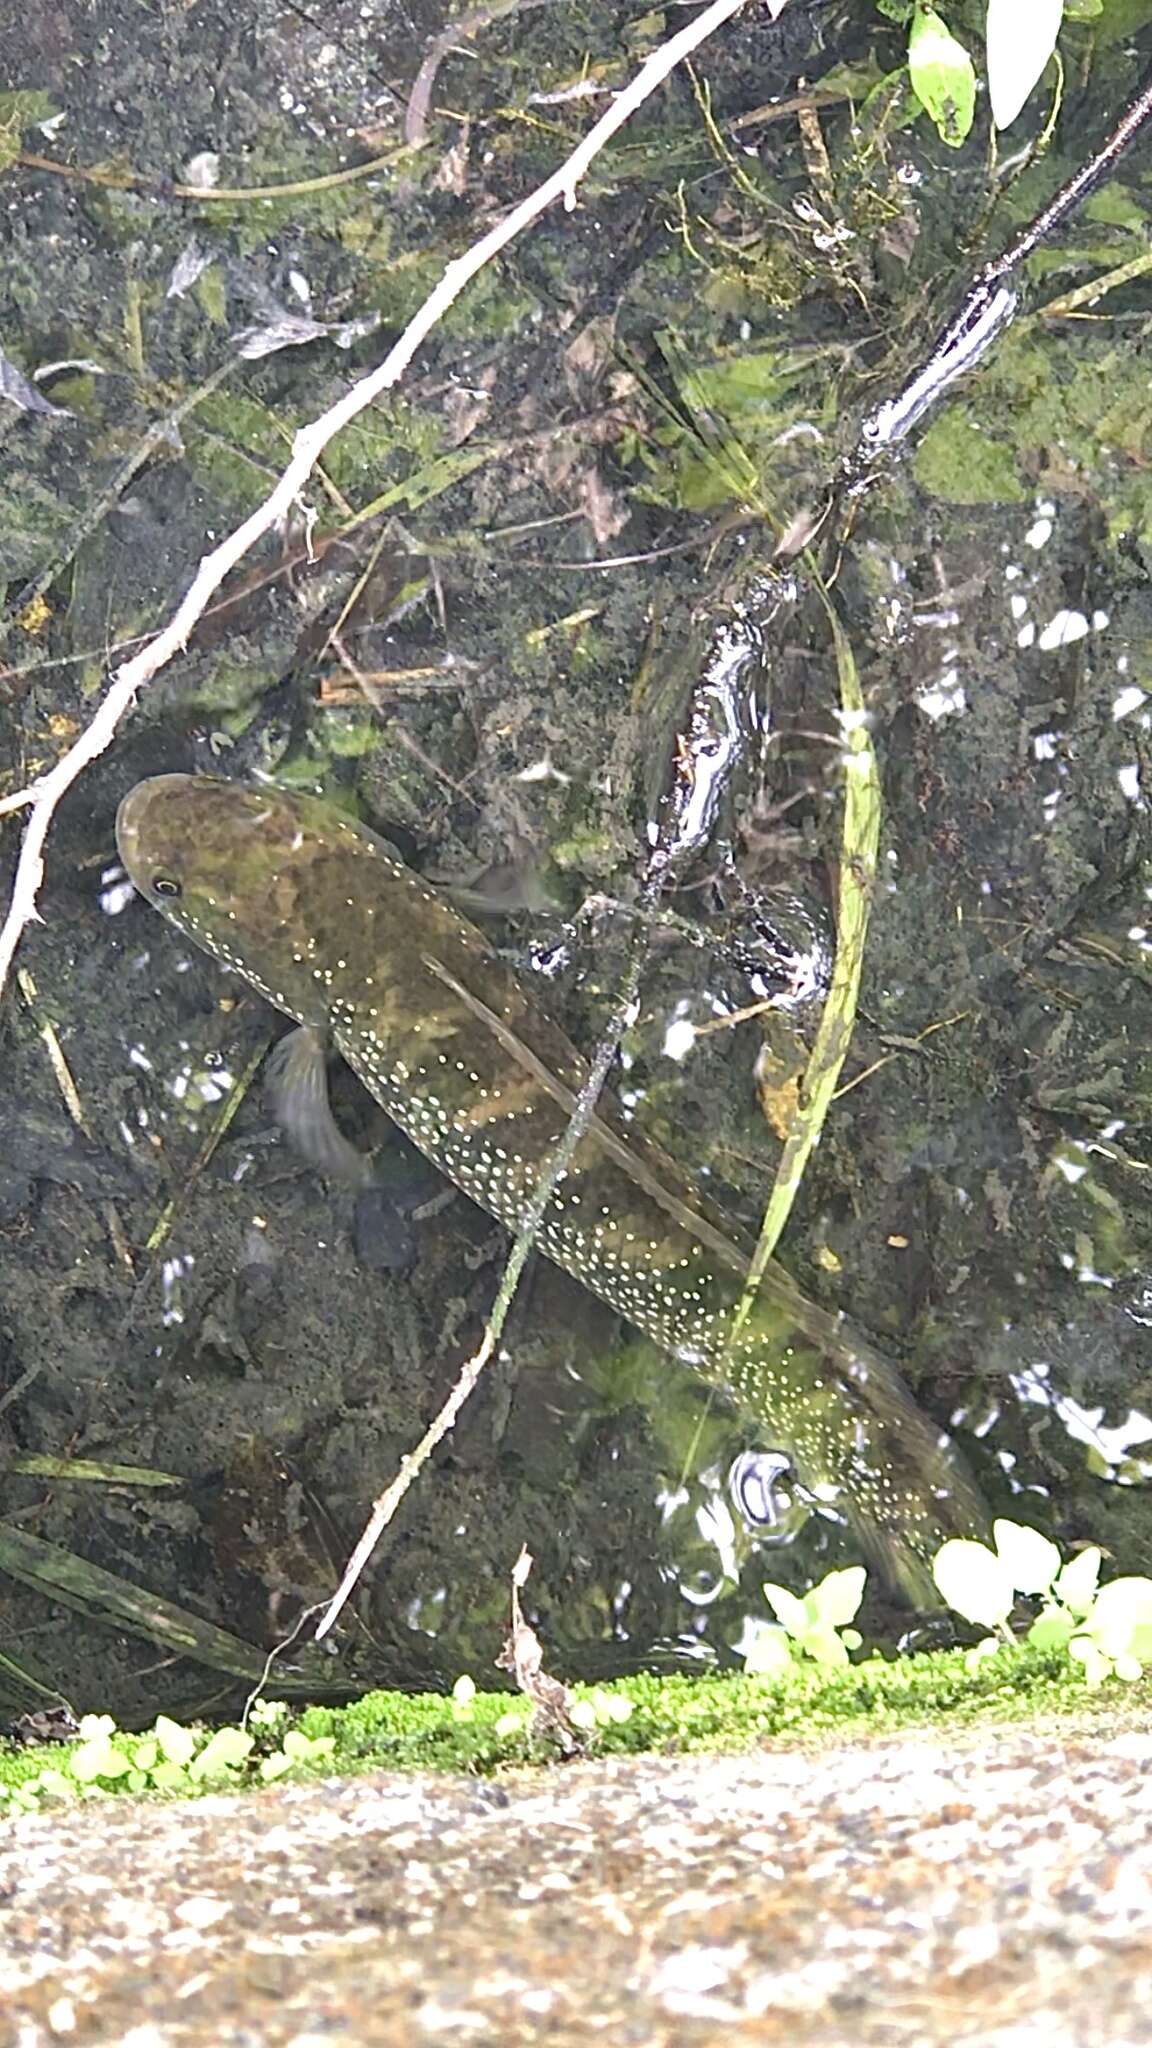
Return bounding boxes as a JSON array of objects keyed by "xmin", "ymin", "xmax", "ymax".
[
  {"xmin": 2, "ymin": 0, "xmax": 1152, "ymax": 1720},
  {"xmin": 1, "ymin": 1522, "xmax": 1149, "ymax": 1811}
]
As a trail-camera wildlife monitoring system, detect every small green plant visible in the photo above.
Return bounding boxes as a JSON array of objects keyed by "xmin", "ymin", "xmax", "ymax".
[
  {"xmin": 1, "ymin": 1523, "xmax": 1146, "ymax": 1814},
  {"xmin": 0, "ymin": 1707, "xmax": 335, "ymax": 1812},
  {"xmin": 742, "ymin": 1566, "xmax": 867, "ymax": 1681},
  {"xmin": 888, "ymin": 1, "xmax": 1083, "ymax": 148},
  {"xmin": 933, "ymin": 1521, "xmax": 1152, "ymax": 1685},
  {"xmin": 739, "ymin": 1520, "xmax": 1152, "ymax": 1692}
]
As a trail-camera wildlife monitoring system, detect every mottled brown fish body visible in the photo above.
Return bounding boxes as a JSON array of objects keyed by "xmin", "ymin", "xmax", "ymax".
[{"xmin": 117, "ymin": 775, "xmax": 989, "ymax": 1603}]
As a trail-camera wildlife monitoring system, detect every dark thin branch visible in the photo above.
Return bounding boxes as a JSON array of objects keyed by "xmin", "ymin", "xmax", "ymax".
[{"xmin": 850, "ymin": 66, "xmax": 1152, "ymax": 468}]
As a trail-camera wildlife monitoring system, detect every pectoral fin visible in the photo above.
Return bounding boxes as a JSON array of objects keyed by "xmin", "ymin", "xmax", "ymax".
[{"xmin": 264, "ymin": 1026, "xmax": 372, "ymax": 1189}]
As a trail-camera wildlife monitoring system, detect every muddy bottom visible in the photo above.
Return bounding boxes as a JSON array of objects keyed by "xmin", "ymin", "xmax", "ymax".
[{"xmin": 3, "ymin": 0, "xmax": 1152, "ymax": 1719}]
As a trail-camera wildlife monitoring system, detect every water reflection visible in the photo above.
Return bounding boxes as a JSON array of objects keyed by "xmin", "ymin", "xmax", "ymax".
[
  {"xmin": 727, "ymin": 1447, "xmax": 804, "ymax": 1542},
  {"xmin": 1013, "ymin": 1361, "xmax": 1152, "ymax": 1488}
]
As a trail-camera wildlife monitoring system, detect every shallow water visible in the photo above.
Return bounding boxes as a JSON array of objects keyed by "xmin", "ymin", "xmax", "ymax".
[{"xmin": 2, "ymin": 0, "xmax": 1152, "ymax": 1719}]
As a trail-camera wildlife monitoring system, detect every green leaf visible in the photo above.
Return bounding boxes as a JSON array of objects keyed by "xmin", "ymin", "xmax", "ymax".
[
  {"xmin": 1054, "ymin": 1547, "xmax": 1102, "ymax": 1619},
  {"xmin": 808, "ymin": 1567, "xmax": 867, "ymax": 1629},
  {"xmin": 1087, "ymin": 1576, "xmax": 1152, "ymax": 1659},
  {"xmin": 804, "ymin": 1625, "xmax": 851, "ymax": 1669},
  {"xmin": 743, "ymin": 1624, "xmax": 797, "ymax": 1680},
  {"xmin": 933, "ymin": 1538, "xmax": 1015, "ymax": 1626},
  {"xmin": 78, "ymin": 1713, "xmax": 117, "ymax": 1741},
  {"xmin": 281, "ymin": 1729, "xmax": 335, "ymax": 1762},
  {"xmin": 1068, "ymin": 1632, "xmax": 1111, "ymax": 1685},
  {"xmin": 1093, "ymin": 0, "xmax": 1152, "ymax": 42},
  {"xmin": 35, "ymin": 1768, "xmax": 74, "ymax": 1800},
  {"xmin": 595, "ymin": 1690, "xmax": 634, "ymax": 1726},
  {"xmin": 963, "ymin": 1636, "xmax": 1002, "ymax": 1673},
  {"xmin": 908, "ymin": 8, "xmax": 977, "ymax": 146},
  {"xmin": 762, "ymin": 1582, "xmax": 811, "ymax": 1639},
  {"xmin": 992, "ymin": 1519, "xmax": 1062, "ymax": 1595},
  {"xmin": 148, "ymin": 1762, "xmax": 190, "ymax": 1792},
  {"xmin": 987, "ymin": 0, "xmax": 1064, "ymax": 130},
  {"xmin": 71, "ymin": 1738, "xmax": 132, "ymax": 1783},
  {"xmin": 189, "ymin": 1726, "xmax": 254, "ymax": 1779},
  {"xmin": 154, "ymin": 1715, "xmax": 197, "ymax": 1767},
  {"xmin": 247, "ymin": 1698, "xmax": 288, "ymax": 1731},
  {"xmin": 1026, "ymin": 1604, "xmax": 1075, "ymax": 1651}
]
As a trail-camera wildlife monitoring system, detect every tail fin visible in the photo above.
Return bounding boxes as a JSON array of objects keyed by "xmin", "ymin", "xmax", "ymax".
[{"xmin": 815, "ymin": 1325, "xmax": 989, "ymax": 1607}]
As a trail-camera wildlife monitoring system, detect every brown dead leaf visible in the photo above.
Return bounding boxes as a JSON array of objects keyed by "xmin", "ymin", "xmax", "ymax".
[
  {"xmin": 563, "ymin": 314, "xmax": 617, "ymax": 399},
  {"xmin": 576, "ymin": 466, "xmax": 629, "ymax": 546},
  {"xmin": 431, "ymin": 120, "xmax": 471, "ymax": 197},
  {"xmin": 495, "ymin": 1545, "xmax": 581, "ymax": 1754}
]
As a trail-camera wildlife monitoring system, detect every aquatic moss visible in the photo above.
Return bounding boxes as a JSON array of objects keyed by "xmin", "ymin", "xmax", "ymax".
[
  {"xmin": 293, "ymin": 1644, "xmax": 1147, "ymax": 1774},
  {"xmin": 912, "ymin": 407, "xmax": 1028, "ymax": 506},
  {"xmin": 548, "ymin": 824, "xmax": 622, "ymax": 876},
  {"xmin": 2, "ymin": 1647, "xmax": 1145, "ymax": 1807}
]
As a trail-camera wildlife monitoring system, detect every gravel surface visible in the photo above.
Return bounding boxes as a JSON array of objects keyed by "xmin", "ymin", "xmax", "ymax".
[{"xmin": 2, "ymin": 1711, "xmax": 1151, "ymax": 2047}]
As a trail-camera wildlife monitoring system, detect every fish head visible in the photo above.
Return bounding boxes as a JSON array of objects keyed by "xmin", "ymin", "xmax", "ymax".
[{"xmin": 116, "ymin": 773, "xmax": 349, "ymax": 1025}]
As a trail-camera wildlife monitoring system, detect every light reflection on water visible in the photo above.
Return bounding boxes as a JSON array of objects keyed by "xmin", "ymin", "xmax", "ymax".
[{"xmin": 1012, "ymin": 1362, "xmax": 1152, "ymax": 1487}]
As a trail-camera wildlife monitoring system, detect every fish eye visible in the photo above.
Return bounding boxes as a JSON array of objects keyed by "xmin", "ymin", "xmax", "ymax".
[{"xmin": 152, "ymin": 874, "xmax": 183, "ymax": 899}]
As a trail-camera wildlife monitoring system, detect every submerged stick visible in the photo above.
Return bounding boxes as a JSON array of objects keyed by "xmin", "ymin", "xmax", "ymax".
[
  {"xmin": 0, "ymin": 1521, "xmax": 331, "ymax": 1688},
  {"xmin": 851, "ymin": 66, "xmax": 1152, "ymax": 465}
]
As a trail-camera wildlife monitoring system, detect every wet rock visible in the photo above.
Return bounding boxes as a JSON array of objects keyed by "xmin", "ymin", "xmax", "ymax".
[{"xmin": 2, "ymin": 1712, "xmax": 1151, "ymax": 2045}]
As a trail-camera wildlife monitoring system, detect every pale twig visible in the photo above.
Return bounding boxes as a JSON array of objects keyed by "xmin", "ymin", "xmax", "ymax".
[
  {"xmin": 0, "ymin": 0, "xmax": 775, "ymax": 1004},
  {"xmin": 405, "ymin": 0, "xmax": 553, "ymax": 148}
]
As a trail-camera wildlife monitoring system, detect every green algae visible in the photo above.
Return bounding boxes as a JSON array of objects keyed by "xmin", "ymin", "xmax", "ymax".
[
  {"xmin": 912, "ymin": 408, "xmax": 1029, "ymax": 505},
  {"xmin": 295, "ymin": 1647, "xmax": 1135, "ymax": 1770},
  {"xmin": 1, "ymin": 1648, "xmax": 1146, "ymax": 1808}
]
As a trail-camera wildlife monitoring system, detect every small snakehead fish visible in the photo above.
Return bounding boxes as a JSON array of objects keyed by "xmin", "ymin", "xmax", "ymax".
[{"xmin": 117, "ymin": 774, "xmax": 989, "ymax": 1604}]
